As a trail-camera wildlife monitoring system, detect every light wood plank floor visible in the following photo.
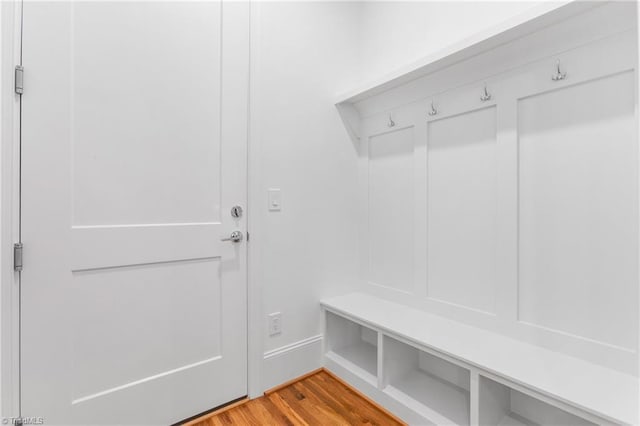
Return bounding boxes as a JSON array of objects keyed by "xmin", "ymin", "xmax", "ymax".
[{"xmin": 187, "ymin": 370, "xmax": 405, "ymax": 426}]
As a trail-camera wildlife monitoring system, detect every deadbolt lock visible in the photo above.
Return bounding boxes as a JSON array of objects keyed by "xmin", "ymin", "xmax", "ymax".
[{"xmin": 231, "ymin": 205, "xmax": 243, "ymax": 218}]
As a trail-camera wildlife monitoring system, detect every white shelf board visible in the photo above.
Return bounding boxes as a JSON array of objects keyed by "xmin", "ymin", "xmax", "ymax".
[
  {"xmin": 497, "ymin": 413, "xmax": 531, "ymax": 426},
  {"xmin": 385, "ymin": 370, "xmax": 470, "ymax": 426},
  {"xmin": 321, "ymin": 292, "xmax": 638, "ymax": 425},
  {"xmin": 324, "ymin": 357, "xmax": 432, "ymax": 425},
  {"xmin": 327, "ymin": 341, "xmax": 377, "ymax": 385},
  {"xmin": 335, "ymin": 1, "xmax": 599, "ymax": 105}
]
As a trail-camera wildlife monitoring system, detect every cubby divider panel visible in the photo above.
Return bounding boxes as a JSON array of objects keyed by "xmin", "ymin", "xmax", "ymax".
[
  {"xmin": 325, "ymin": 312, "xmax": 378, "ymax": 383},
  {"xmin": 382, "ymin": 336, "xmax": 470, "ymax": 425},
  {"xmin": 479, "ymin": 376, "xmax": 597, "ymax": 426}
]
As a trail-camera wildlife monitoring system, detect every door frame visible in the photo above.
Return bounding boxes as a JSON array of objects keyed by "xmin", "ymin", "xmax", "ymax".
[
  {"xmin": 246, "ymin": 0, "xmax": 263, "ymax": 401},
  {"xmin": 1, "ymin": 0, "xmax": 22, "ymax": 420},
  {"xmin": 0, "ymin": 0, "xmax": 263, "ymax": 419}
]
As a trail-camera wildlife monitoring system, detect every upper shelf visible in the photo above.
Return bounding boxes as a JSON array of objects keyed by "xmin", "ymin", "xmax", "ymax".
[{"xmin": 335, "ymin": 1, "xmax": 599, "ymax": 106}]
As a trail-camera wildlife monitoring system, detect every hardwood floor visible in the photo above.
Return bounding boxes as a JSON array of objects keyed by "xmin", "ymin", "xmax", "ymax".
[{"xmin": 187, "ymin": 370, "xmax": 406, "ymax": 426}]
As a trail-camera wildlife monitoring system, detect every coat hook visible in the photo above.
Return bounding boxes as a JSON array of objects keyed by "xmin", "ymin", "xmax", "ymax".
[
  {"xmin": 428, "ymin": 101, "xmax": 438, "ymax": 116},
  {"xmin": 552, "ymin": 60, "xmax": 567, "ymax": 81},
  {"xmin": 480, "ymin": 84, "xmax": 492, "ymax": 102},
  {"xmin": 387, "ymin": 114, "xmax": 396, "ymax": 128}
]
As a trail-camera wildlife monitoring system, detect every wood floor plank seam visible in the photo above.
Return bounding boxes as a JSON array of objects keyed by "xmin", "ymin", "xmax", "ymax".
[
  {"xmin": 321, "ymin": 369, "xmax": 406, "ymax": 425},
  {"xmin": 304, "ymin": 374, "xmax": 381, "ymax": 425},
  {"xmin": 264, "ymin": 368, "xmax": 325, "ymax": 395},
  {"xmin": 185, "ymin": 369, "xmax": 406, "ymax": 425}
]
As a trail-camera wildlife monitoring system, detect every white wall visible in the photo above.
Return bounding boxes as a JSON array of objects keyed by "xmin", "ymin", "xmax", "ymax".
[
  {"xmin": 358, "ymin": 1, "xmax": 545, "ymax": 81},
  {"xmin": 251, "ymin": 0, "xmax": 561, "ymax": 393},
  {"xmin": 349, "ymin": 1, "xmax": 638, "ymax": 374},
  {"xmin": 250, "ymin": 1, "xmax": 362, "ymax": 391},
  {"xmin": 1, "ymin": 0, "xmax": 558, "ymax": 408},
  {"xmin": 1, "ymin": 0, "xmax": 611, "ymax": 409}
]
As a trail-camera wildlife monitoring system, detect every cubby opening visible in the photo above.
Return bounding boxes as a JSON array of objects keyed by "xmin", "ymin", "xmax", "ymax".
[
  {"xmin": 325, "ymin": 312, "xmax": 378, "ymax": 383},
  {"xmin": 479, "ymin": 376, "xmax": 597, "ymax": 426},
  {"xmin": 382, "ymin": 336, "xmax": 470, "ymax": 425}
]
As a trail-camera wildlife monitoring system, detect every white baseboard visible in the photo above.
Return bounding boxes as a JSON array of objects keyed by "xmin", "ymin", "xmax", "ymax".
[{"xmin": 262, "ymin": 335, "xmax": 323, "ymax": 392}]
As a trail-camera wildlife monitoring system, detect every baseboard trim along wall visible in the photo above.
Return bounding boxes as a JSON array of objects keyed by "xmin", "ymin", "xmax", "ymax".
[{"xmin": 262, "ymin": 335, "xmax": 323, "ymax": 392}]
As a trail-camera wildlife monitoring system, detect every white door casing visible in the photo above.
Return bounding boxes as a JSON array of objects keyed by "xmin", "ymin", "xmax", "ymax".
[{"xmin": 20, "ymin": 2, "xmax": 250, "ymax": 424}]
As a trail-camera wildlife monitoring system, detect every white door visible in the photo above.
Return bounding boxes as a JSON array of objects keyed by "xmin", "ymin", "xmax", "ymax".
[{"xmin": 19, "ymin": 2, "xmax": 249, "ymax": 424}]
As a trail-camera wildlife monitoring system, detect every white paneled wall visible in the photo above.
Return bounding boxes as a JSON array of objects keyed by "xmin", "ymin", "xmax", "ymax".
[
  {"xmin": 354, "ymin": 2, "xmax": 638, "ymax": 375},
  {"xmin": 248, "ymin": 0, "xmax": 640, "ymax": 399},
  {"xmin": 427, "ymin": 107, "xmax": 497, "ymax": 314},
  {"xmin": 368, "ymin": 127, "xmax": 415, "ymax": 293},
  {"xmin": 518, "ymin": 71, "xmax": 638, "ymax": 351}
]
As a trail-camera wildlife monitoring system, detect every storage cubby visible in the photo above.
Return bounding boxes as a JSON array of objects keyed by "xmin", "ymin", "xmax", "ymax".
[
  {"xmin": 382, "ymin": 336, "xmax": 470, "ymax": 425},
  {"xmin": 479, "ymin": 376, "xmax": 596, "ymax": 426},
  {"xmin": 325, "ymin": 312, "xmax": 378, "ymax": 383}
]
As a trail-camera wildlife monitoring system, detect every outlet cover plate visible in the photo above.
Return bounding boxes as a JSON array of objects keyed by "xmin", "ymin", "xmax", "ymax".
[{"xmin": 268, "ymin": 312, "xmax": 282, "ymax": 336}]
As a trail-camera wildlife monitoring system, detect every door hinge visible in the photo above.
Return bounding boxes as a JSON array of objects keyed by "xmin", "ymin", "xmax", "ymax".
[
  {"xmin": 13, "ymin": 243, "xmax": 23, "ymax": 272},
  {"xmin": 14, "ymin": 65, "xmax": 23, "ymax": 95}
]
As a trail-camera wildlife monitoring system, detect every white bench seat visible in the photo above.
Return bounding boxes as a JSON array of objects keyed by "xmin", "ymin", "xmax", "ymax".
[{"xmin": 321, "ymin": 292, "xmax": 638, "ymax": 425}]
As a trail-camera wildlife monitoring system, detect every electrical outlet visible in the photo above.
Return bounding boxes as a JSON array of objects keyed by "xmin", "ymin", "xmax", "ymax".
[{"xmin": 268, "ymin": 312, "xmax": 282, "ymax": 336}]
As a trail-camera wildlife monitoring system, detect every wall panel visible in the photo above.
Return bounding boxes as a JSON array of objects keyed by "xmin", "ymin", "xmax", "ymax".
[
  {"xmin": 368, "ymin": 127, "xmax": 414, "ymax": 293},
  {"xmin": 427, "ymin": 107, "xmax": 498, "ymax": 313},
  {"xmin": 518, "ymin": 71, "xmax": 638, "ymax": 350},
  {"xmin": 355, "ymin": 3, "xmax": 638, "ymax": 374}
]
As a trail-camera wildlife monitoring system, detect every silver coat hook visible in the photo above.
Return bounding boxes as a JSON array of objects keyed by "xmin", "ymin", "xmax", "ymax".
[
  {"xmin": 552, "ymin": 60, "xmax": 567, "ymax": 81},
  {"xmin": 428, "ymin": 101, "xmax": 438, "ymax": 116},
  {"xmin": 387, "ymin": 114, "xmax": 395, "ymax": 128},
  {"xmin": 480, "ymin": 84, "xmax": 492, "ymax": 102}
]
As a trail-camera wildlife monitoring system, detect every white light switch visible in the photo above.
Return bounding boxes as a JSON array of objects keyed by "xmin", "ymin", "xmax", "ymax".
[
  {"xmin": 268, "ymin": 312, "xmax": 282, "ymax": 336},
  {"xmin": 268, "ymin": 188, "xmax": 282, "ymax": 211}
]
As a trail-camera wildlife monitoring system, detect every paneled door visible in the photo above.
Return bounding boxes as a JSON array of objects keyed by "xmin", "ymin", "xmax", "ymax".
[{"xmin": 19, "ymin": 2, "xmax": 249, "ymax": 424}]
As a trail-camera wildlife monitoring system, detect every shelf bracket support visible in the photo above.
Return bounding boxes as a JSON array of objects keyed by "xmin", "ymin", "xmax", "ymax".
[{"xmin": 336, "ymin": 102, "xmax": 361, "ymax": 144}]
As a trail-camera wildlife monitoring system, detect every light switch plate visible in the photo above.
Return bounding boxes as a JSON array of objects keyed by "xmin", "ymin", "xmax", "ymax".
[
  {"xmin": 268, "ymin": 188, "xmax": 282, "ymax": 211},
  {"xmin": 268, "ymin": 312, "xmax": 282, "ymax": 336}
]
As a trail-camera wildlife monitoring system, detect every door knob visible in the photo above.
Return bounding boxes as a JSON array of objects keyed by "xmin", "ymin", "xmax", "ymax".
[{"xmin": 221, "ymin": 231, "xmax": 243, "ymax": 243}]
